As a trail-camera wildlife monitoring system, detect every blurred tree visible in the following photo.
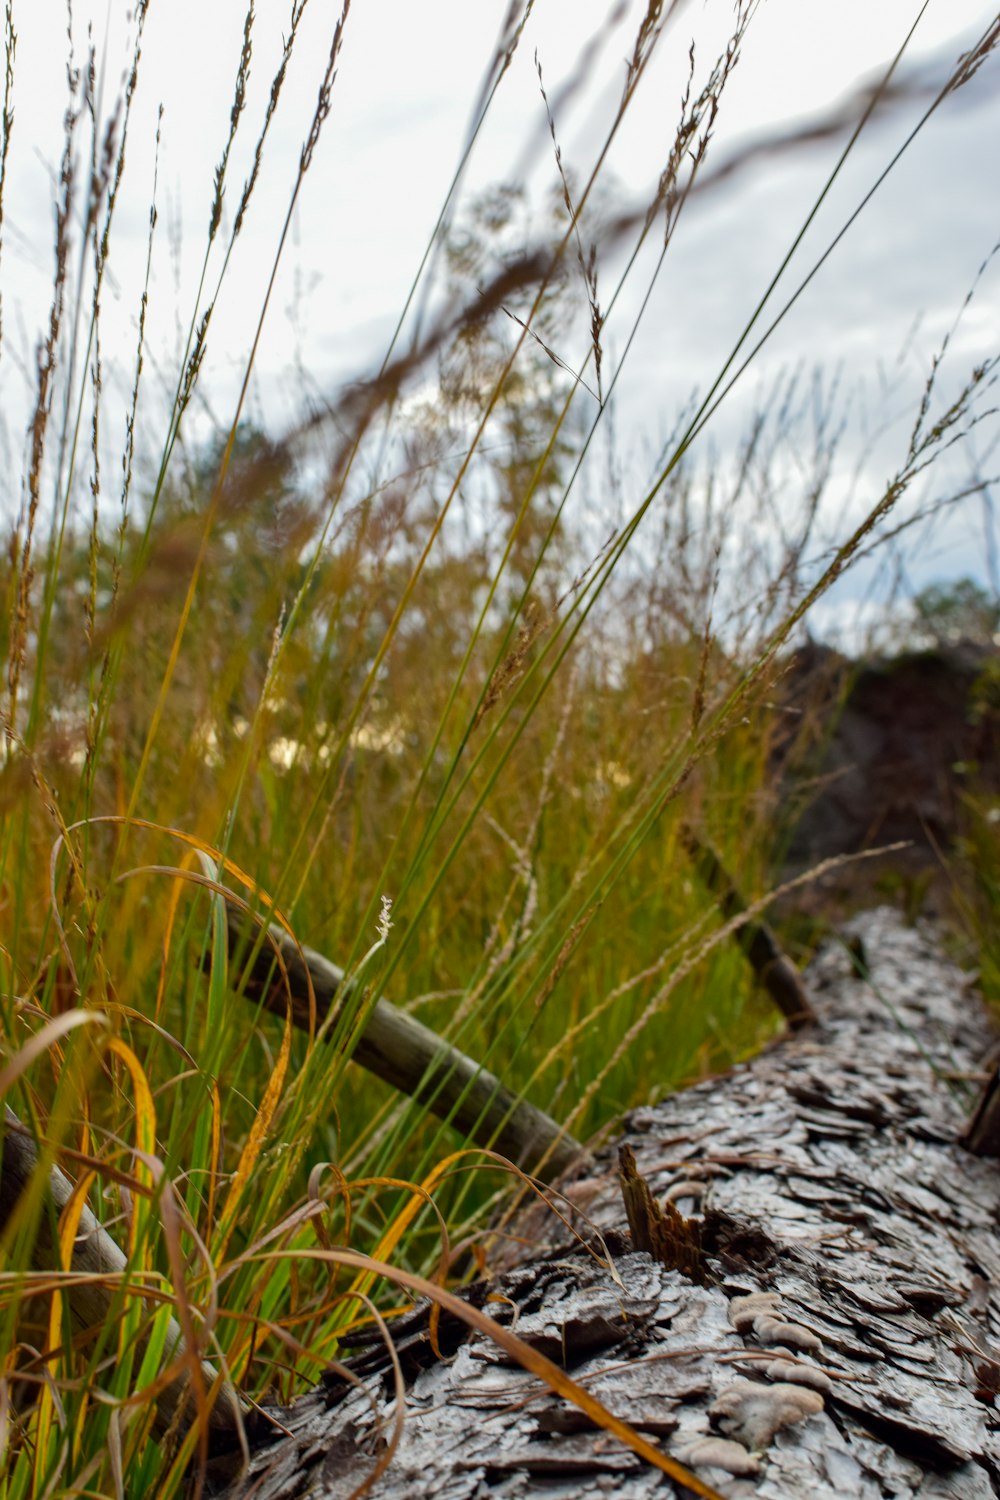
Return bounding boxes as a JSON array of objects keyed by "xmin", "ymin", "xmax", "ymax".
[{"xmin": 913, "ymin": 577, "xmax": 1000, "ymax": 647}]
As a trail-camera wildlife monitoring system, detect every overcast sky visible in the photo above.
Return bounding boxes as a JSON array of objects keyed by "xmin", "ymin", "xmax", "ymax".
[{"xmin": 2, "ymin": 0, "xmax": 998, "ymax": 641}]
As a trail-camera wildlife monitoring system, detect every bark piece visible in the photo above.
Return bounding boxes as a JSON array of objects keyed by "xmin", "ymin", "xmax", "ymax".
[{"xmin": 618, "ymin": 1141, "xmax": 708, "ymax": 1284}]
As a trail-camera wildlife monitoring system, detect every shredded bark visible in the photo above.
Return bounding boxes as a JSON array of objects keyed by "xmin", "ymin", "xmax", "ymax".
[
  {"xmin": 619, "ymin": 1142, "xmax": 709, "ymax": 1286},
  {"xmin": 208, "ymin": 910, "xmax": 1000, "ymax": 1499}
]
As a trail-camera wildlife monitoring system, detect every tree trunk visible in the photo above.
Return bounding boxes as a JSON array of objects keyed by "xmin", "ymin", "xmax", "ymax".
[{"xmin": 208, "ymin": 909, "xmax": 1000, "ymax": 1499}]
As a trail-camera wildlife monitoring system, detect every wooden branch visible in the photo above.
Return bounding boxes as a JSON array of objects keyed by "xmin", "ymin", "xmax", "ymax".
[
  {"xmin": 962, "ymin": 1052, "xmax": 1000, "ymax": 1157},
  {"xmin": 225, "ymin": 908, "xmax": 586, "ymax": 1182},
  {"xmin": 0, "ymin": 1106, "xmax": 242, "ymax": 1444},
  {"xmin": 679, "ymin": 824, "xmax": 817, "ymax": 1029}
]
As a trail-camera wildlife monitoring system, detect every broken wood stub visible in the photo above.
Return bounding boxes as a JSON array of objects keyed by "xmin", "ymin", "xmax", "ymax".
[
  {"xmin": 962, "ymin": 1053, "xmax": 1000, "ymax": 1158},
  {"xmin": 618, "ymin": 1143, "xmax": 708, "ymax": 1286}
]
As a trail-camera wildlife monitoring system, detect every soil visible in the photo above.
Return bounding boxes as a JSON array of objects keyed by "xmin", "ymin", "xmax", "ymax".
[{"xmin": 771, "ymin": 639, "xmax": 1000, "ymax": 917}]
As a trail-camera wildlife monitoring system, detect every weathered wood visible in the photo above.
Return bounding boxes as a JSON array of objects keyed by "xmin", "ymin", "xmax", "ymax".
[
  {"xmin": 212, "ymin": 910, "xmax": 1000, "ymax": 1499},
  {"xmin": 963, "ymin": 1052, "xmax": 1000, "ymax": 1157},
  {"xmin": 225, "ymin": 906, "xmax": 586, "ymax": 1181},
  {"xmin": 618, "ymin": 1142, "xmax": 707, "ymax": 1286},
  {"xmin": 0, "ymin": 1106, "xmax": 242, "ymax": 1443}
]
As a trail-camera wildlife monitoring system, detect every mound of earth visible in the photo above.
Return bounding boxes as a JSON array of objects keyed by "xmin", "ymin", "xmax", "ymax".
[{"xmin": 772, "ymin": 639, "xmax": 999, "ymax": 911}]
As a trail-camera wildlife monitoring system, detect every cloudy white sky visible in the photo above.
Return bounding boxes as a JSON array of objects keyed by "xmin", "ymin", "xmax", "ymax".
[{"xmin": 2, "ymin": 0, "xmax": 998, "ymax": 641}]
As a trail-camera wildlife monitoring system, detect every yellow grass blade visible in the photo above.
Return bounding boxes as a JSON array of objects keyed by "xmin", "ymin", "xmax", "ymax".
[
  {"xmin": 32, "ymin": 1169, "xmax": 97, "ymax": 1495},
  {"xmin": 214, "ymin": 998, "xmax": 293, "ymax": 1265}
]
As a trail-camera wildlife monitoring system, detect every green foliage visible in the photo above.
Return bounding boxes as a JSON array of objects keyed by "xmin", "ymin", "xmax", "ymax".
[{"xmin": 914, "ymin": 577, "xmax": 1000, "ymax": 647}]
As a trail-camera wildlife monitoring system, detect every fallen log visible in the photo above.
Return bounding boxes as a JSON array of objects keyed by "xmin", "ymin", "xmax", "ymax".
[{"xmin": 210, "ymin": 909, "xmax": 1000, "ymax": 1499}]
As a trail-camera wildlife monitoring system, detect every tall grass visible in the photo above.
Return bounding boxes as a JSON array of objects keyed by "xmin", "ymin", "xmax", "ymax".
[{"xmin": 1, "ymin": 3, "xmax": 998, "ymax": 1494}]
